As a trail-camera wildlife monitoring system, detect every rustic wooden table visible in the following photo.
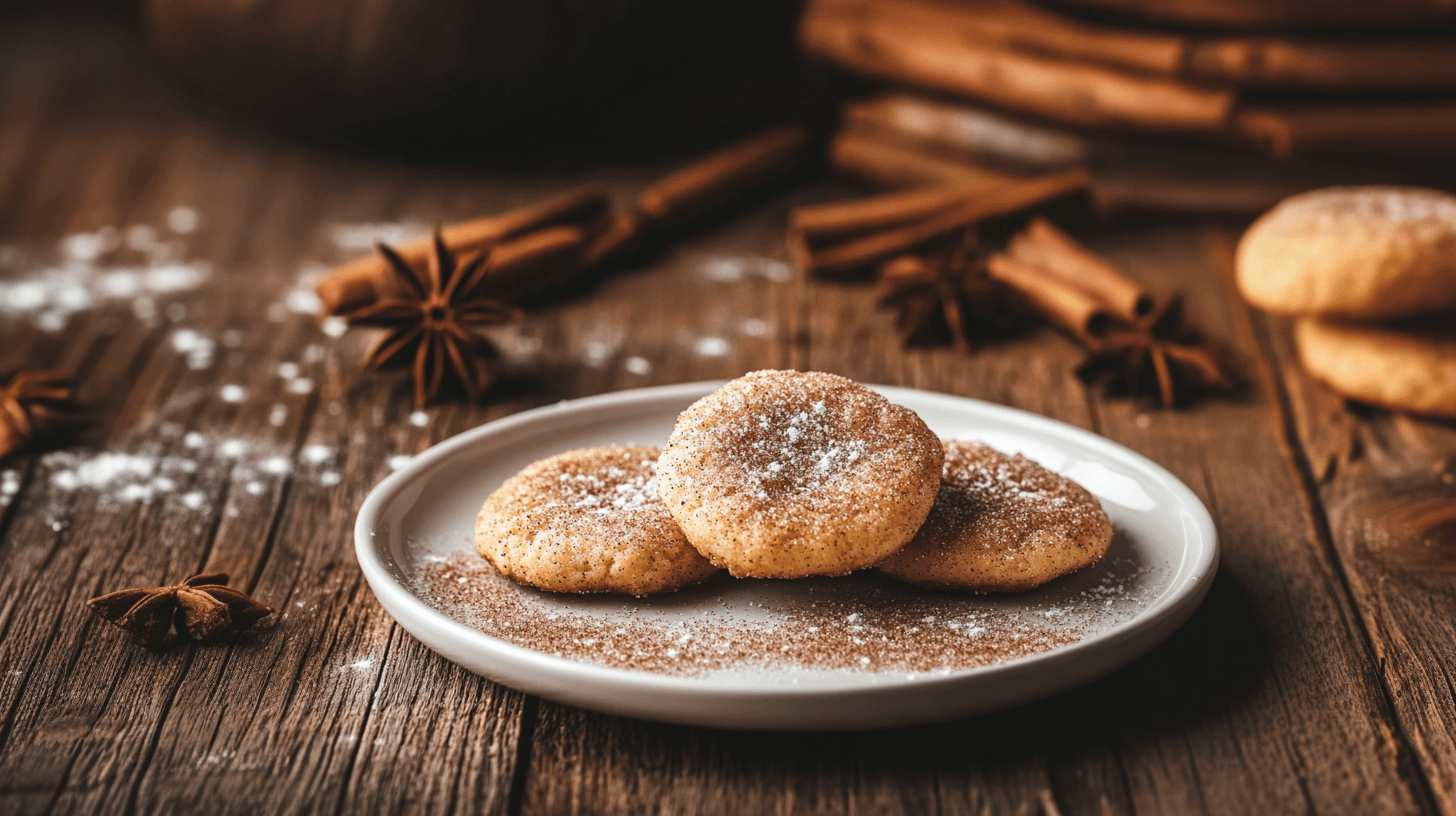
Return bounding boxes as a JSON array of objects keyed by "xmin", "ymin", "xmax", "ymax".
[{"xmin": 3, "ymin": 16, "xmax": 1455, "ymax": 816}]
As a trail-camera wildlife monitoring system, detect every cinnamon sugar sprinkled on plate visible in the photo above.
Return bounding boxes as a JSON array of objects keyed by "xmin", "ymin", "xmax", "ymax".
[{"xmin": 411, "ymin": 550, "xmax": 1146, "ymax": 678}]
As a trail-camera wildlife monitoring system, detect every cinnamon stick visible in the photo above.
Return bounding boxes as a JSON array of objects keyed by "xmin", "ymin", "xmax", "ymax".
[
  {"xmin": 801, "ymin": 0, "xmax": 1234, "ymax": 130},
  {"xmin": 1006, "ymin": 217, "xmax": 1150, "ymax": 321},
  {"xmin": 830, "ymin": 127, "xmax": 1029, "ymax": 189},
  {"xmin": 792, "ymin": 181, "xmax": 1014, "ymax": 247},
  {"xmin": 1187, "ymin": 37, "xmax": 1456, "ymax": 91},
  {"xmin": 813, "ymin": 0, "xmax": 1456, "ymax": 92},
  {"xmin": 579, "ymin": 208, "xmax": 641, "ymax": 269},
  {"xmin": 1236, "ymin": 103, "xmax": 1456, "ymax": 160},
  {"xmin": 843, "ymin": 93, "xmax": 1088, "ymax": 173},
  {"xmin": 804, "ymin": 167, "xmax": 1090, "ymax": 277},
  {"xmin": 1051, "ymin": 0, "xmax": 1456, "ymax": 36},
  {"xmin": 462, "ymin": 225, "xmax": 589, "ymax": 303},
  {"xmin": 314, "ymin": 187, "xmax": 610, "ymax": 314},
  {"xmin": 844, "ymin": 0, "xmax": 1185, "ymax": 77},
  {"xmin": 985, "ymin": 253, "xmax": 1110, "ymax": 342},
  {"xmin": 638, "ymin": 123, "xmax": 812, "ymax": 227}
]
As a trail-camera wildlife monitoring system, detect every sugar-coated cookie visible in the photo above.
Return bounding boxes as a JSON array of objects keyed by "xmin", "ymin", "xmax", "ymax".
[
  {"xmin": 1236, "ymin": 186, "xmax": 1456, "ymax": 320},
  {"xmin": 877, "ymin": 441, "xmax": 1112, "ymax": 592},
  {"xmin": 475, "ymin": 446, "xmax": 718, "ymax": 596},
  {"xmin": 656, "ymin": 370, "xmax": 943, "ymax": 579},
  {"xmin": 1295, "ymin": 317, "xmax": 1456, "ymax": 418}
]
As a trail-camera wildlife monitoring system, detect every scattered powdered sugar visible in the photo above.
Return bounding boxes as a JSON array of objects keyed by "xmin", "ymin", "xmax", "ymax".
[
  {"xmin": 0, "ymin": 469, "xmax": 22, "ymax": 509},
  {"xmin": 47, "ymin": 452, "xmax": 184, "ymax": 506},
  {"xmin": 0, "ymin": 215, "xmax": 209, "ymax": 331},
  {"xmin": 330, "ymin": 221, "xmax": 428, "ymax": 253},
  {"xmin": 31, "ymin": 429, "xmax": 348, "ymax": 510},
  {"xmin": 700, "ymin": 255, "xmax": 793, "ymax": 284},
  {"xmin": 694, "ymin": 337, "xmax": 731, "ymax": 357},
  {"xmin": 739, "ymin": 318, "xmax": 772, "ymax": 337}
]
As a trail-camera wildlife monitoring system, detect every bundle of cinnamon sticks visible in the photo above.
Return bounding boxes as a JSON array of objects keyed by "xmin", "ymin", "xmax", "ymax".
[
  {"xmin": 790, "ymin": 168, "xmax": 1090, "ymax": 277},
  {"xmin": 800, "ymin": 0, "xmax": 1456, "ymax": 160},
  {"xmin": 316, "ymin": 123, "xmax": 814, "ymax": 315}
]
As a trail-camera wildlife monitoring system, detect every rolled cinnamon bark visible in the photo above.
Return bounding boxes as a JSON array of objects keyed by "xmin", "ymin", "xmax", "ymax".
[
  {"xmin": 985, "ymin": 253, "xmax": 1110, "ymax": 342},
  {"xmin": 1006, "ymin": 218, "xmax": 1150, "ymax": 321},
  {"xmin": 813, "ymin": 0, "xmax": 1456, "ymax": 92},
  {"xmin": 841, "ymin": 0, "xmax": 1185, "ymax": 77},
  {"xmin": 793, "ymin": 181, "xmax": 1015, "ymax": 246},
  {"xmin": 801, "ymin": 0, "xmax": 1235, "ymax": 131},
  {"xmin": 638, "ymin": 123, "xmax": 812, "ymax": 227},
  {"xmin": 843, "ymin": 94, "xmax": 1089, "ymax": 172},
  {"xmin": 461, "ymin": 225, "xmax": 589, "ymax": 303},
  {"xmin": 1187, "ymin": 38, "xmax": 1456, "ymax": 91},
  {"xmin": 314, "ymin": 187, "xmax": 609, "ymax": 314},
  {"xmin": 1237, "ymin": 103, "xmax": 1456, "ymax": 160},
  {"xmin": 578, "ymin": 208, "xmax": 641, "ymax": 269},
  {"xmin": 805, "ymin": 167, "xmax": 1090, "ymax": 276},
  {"xmin": 830, "ymin": 127, "xmax": 1025, "ymax": 189}
]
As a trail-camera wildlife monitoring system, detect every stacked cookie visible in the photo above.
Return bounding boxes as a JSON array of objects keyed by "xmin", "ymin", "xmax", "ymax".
[
  {"xmin": 1236, "ymin": 186, "xmax": 1456, "ymax": 418},
  {"xmin": 476, "ymin": 370, "xmax": 1111, "ymax": 596}
]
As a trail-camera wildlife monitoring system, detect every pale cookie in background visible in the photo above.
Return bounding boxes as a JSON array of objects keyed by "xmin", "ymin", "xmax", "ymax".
[
  {"xmin": 877, "ymin": 441, "xmax": 1112, "ymax": 593},
  {"xmin": 1295, "ymin": 317, "xmax": 1456, "ymax": 419},
  {"xmin": 476, "ymin": 446, "xmax": 718, "ymax": 596},
  {"xmin": 657, "ymin": 370, "xmax": 943, "ymax": 579},
  {"xmin": 1236, "ymin": 186, "xmax": 1456, "ymax": 320}
]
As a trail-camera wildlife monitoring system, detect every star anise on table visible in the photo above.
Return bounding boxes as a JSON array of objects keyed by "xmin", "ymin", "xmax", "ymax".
[
  {"xmin": 86, "ymin": 573, "xmax": 273, "ymax": 647},
  {"xmin": 874, "ymin": 229, "xmax": 1029, "ymax": 353},
  {"xmin": 1075, "ymin": 294, "xmax": 1243, "ymax": 409},
  {"xmin": 0, "ymin": 370, "xmax": 78, "ymax": 458},
  {"xmin": 347, "ymin": 231, "xmax": 521, "ymax": 407}
]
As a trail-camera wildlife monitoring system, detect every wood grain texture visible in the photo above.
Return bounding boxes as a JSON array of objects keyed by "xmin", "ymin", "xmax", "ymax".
[{"xmin": 0, "ymin": 12, "xmax": 1453, "ymax": 816}]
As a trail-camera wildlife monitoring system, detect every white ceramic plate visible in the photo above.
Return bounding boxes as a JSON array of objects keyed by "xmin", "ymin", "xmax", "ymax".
[{"xmin": 356, "ymin": 382, "xmax": 1217, "ymax": 730}]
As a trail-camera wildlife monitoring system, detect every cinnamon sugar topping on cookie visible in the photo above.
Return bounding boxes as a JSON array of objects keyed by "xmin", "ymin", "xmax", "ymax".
[
  {"xmin": 475, "ymin": 446, "xmax": 718, "ymax": 596},
  {"xmin": 878, "ymin": 441, "xmax": 1112, "ymax": 592},
  {"xmin": 657, "ymin": 370, "xmax": 943, "ymax": 578}
]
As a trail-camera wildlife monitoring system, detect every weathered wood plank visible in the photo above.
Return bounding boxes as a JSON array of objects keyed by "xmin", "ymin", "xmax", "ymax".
[
  {"xmin": 1220, "ymin": 224, "xmax": 1456, "ymax": 816},
  {"xmin": 2, "ymin": 13, "xmax": 1454, "ymax": 816}
]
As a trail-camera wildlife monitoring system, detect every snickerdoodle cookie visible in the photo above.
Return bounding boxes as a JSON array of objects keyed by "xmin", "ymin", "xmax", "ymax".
[
  {"xmin": 656, "ymin": 370, "xmax": 943, "ymax": 579},
  {"xmin": 475, "ymin": 446, "xmax": 718, "ymax": 596},
  {"xmin": 877, "ymin": 441, "xmax": 1112, "ymax": 592},
  {"xmin": 1236, "ymin": 186, "xmax": 1456, "ymax": 320},
  {"xmin": 1295, "ymin": 316, "xmax": 1456, "ymax": 418}
]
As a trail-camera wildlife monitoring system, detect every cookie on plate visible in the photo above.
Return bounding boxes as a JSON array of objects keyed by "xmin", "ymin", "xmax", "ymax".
[
  {"xmin": 877, "ymin": 440, "xmax": 1112, "ymax": 592},
  {"xmin": 475, "ymin": 445, "xmax": 718, "ymax": 596},
  {"xmin": 656, "ymin": 370, "xmax": 943, "ymax": 579}
]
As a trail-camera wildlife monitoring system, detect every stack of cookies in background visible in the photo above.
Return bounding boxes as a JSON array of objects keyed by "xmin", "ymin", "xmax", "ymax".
[
  {"xmin": 800, "ymin": 0, "xmax": 1456, "ymax": 214},
  {"xmin": 1236, "ymin": 187, "xmax": 1456, "ymax": 419}
]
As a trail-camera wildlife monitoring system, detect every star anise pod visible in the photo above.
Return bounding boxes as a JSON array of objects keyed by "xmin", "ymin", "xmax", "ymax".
[
  {"xmin": 0, "ymin": 370, "xmax": 78, "ymax": 458},
  {"xmin": 1075, "ymin": 295, "xmax": 1243, "ymax": 408},
  {"xmin": 347, "ymin": 230, "xmax": 521, "ymax": 407},
  {"xmin": 875, "ymin": 230, "xmax": 1030, "ymax": 353},
  {"xmin": 87, "ymin": 572, "xmax": 273, "ymax": 647}
]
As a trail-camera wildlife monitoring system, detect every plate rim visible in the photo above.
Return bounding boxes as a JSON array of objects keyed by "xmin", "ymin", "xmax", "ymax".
[{"xmin": 355, "ymin": 381, "xmax": 1219, "ymax": 715}]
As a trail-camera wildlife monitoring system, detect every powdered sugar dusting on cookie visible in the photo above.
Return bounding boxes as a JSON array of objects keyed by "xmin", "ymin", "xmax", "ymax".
[{"xmin": 555, "ymin": 459, "xmax": 660, "ymax": 514}]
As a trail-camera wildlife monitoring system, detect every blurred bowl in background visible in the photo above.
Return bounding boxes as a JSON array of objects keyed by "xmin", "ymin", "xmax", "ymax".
[{"xmin": 145, "ymin": 0, "xmax": 638, "ymax": 128}]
